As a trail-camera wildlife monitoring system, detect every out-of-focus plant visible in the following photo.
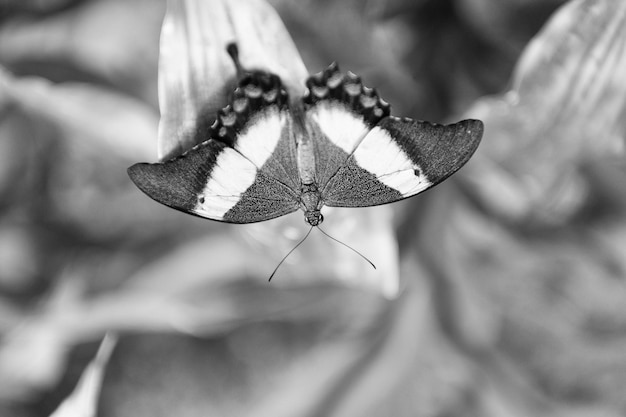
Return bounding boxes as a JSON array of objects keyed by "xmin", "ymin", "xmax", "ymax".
[{"xmin": 1, "ymin": 0, "xmax": 626, "ymax": 417}]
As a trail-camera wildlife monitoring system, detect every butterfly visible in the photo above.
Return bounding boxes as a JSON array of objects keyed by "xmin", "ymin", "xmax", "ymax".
[{"xmin": 128, "ymin": 45, "xmax": 483, "ymax": 227}]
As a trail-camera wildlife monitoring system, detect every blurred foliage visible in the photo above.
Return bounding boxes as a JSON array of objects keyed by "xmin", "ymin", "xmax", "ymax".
[{"xmin": 1, "ymin": 0, "xmax": 626, "ymax": 417}]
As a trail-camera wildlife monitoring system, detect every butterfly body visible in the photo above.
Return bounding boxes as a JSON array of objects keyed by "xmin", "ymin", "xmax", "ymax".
[{"xmin": 128, "ymin": 59, "xmax": 483, "ymax": 226}]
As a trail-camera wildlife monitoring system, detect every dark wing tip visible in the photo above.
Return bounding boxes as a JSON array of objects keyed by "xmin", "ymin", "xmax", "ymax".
[
  {"xmin": 459, "ymin": 118, "xmax": 484, "ymax": 138},
  {"xmin": 456, "ymin": 118, "xmax": 484, "ymax": 155},
  {"xmin": 127, "ymin": 162, "xmax": 158, "ymax": 196},
  {"xmin": 127, "ymin": 161, "xmax": 199, "ymax": 211}
]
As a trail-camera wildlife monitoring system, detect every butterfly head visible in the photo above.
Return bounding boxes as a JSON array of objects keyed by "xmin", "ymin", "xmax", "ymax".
[
  {"xmin": 304, "ymin": 210, "xmax": 324, "ymax": 226},
  {"xmin": 300, "ymin": 183, "xmax": 324, "ymax": 226}
]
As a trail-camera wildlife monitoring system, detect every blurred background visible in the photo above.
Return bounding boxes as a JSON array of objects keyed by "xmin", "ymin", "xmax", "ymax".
[{"xmin": 1, "ymin": 0, "xmax": 626, "ymax": 416}]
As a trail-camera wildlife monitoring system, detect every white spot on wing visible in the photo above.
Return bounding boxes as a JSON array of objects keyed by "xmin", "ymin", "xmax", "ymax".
[
  {"xmin": 354, "ymin": 127, "xmax": 431, "ymax": 196},
  {"xmin": 193, "ymin": 148, "xmax": 257, "ymax": 218},
  {"xmin": 234, "ymin": 109, "xmax": 286, "ymax": 168},
  {"xmin": 309, "ymin": 102, "xmax": 370, "ymax": 154}
]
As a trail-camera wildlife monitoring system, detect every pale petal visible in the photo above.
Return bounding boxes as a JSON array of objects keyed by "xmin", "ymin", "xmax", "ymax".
[
  {"xmin": 48, "ymin": 335, "xmax": 117, "ymax": 417},
  {"xmin": 157, "ymin": 0, "xmax": 308, "ymax": 159}
]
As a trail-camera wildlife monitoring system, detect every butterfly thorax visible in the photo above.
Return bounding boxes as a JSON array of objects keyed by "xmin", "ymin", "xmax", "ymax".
[{"xmin": 300, "ymin": 182, "xmax": 324, "ymax": 226}]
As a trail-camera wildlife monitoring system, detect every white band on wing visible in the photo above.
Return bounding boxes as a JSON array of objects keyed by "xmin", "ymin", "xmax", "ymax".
[{"xmin": 353, "ymin": 127, "xmax": 431, "ymax": 196}]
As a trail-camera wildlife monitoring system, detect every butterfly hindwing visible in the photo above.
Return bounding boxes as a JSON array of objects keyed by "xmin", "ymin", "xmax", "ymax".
[
  {"xmin": 303, "ymin": 63, "xmax": 390, "ymax": 188},
  {"xmin": 226, "ymin": 72, "xmax": 302, "ymax": 192},
  {"xmin": 322, "ymin": 117, "xmax": 484, "ymax": 207},
  {"xmin": 128, "ymin": 70, "xmax": 301, "ymax": 223}
]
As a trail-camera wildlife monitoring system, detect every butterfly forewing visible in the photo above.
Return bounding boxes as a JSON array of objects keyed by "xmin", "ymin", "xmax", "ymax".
[
  {"xmin": 128, "ymin": 71, "xmax": 302, "ymax": 223},
  {"xmin": 321, "ymin": 117, "xmax": 483, "ymax": 207}
]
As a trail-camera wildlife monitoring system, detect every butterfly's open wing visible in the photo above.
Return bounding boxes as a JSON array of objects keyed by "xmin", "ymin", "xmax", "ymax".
[
  {"xmin": 322, "ymin": 117, "xmax": 483, "ymax": 207},
  {"xmin": 302, "ymin": 63, "xmax": 391, "ymax": 189},
  {"xmin": 302, "ymin": 63, "xmax": 483, "ymax": 208},
  {"xmin": 128, "ymin": 72, "xmax": 301, "ymax": 223}
]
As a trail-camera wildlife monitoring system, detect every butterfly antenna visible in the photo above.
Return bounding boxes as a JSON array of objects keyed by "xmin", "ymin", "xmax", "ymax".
[
  {"xmin": 226, "ymin": 43, "xmax": 244, "ymax": 76},
  {"xmin": 268, "ymin": 226, "xmax": 314, "ymax": 282},
  {"xmin": 317, "ymin": 227, "xmax": 376, "ymax": 270}
]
